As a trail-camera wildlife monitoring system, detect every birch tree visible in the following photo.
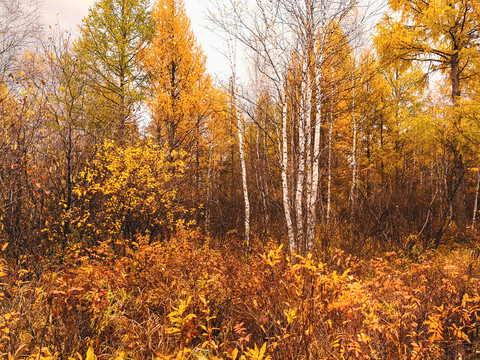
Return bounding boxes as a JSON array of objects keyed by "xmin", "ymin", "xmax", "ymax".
[
  {"xmin": 0, "ymin": 0, "xmax": 41, "ymax": 80},
  {"xmin": 210, "ymin": 0, "xmax": 361, "ymax": 254},
  {"xmin": 228, "ymin": 39, "xmax": 251, "ymax": 253}
]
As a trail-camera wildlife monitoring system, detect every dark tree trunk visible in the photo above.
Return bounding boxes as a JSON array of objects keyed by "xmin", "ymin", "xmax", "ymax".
[{"xmin": 450, "ymin": 53, "xmax": 466, "ymax": 233}]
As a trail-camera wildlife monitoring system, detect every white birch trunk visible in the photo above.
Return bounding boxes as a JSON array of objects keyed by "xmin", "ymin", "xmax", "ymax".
[
  {"xmin": 306, "ymin": 1, "xmax": 326, "ymax": 251},
  {"xmin": 303, "ymin": 0, "xmax": 315, "ymax": 254},
  {"xmin": 280, "ymin": 88, "xmax": 296, "ymax": 253},
  {"xmin": 295, "ymin": 58, "xmax": 309, "ymax": 252},
  {"xmin": 304, "ymin": 74, "xmax": 313, "ymax": 253},
  {"xmin": 237, "ymin": 113, "xmax": 251, "ymax": 251},
  {"xmin": 349, "ymin": 60, "xmax": 357, "ymax": 205},
  {"xmin": 472, "ymin": 165, "xmax": 480, "ymax": 235},
  {"xmin": 306, "ymin": 47, "xmax": 324, "ymax": 252}
]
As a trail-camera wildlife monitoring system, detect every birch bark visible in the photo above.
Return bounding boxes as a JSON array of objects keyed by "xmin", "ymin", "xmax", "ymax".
[
  {"xmin": 472, "ymin": 166, "xmax": 480, "ymax": 235},
  {"xmin": 350, "ymin": 59, "xmax": 358, "ymax": 205},
  {"xmin": 280, "ymin": 88, "xmax": 296, "ymax": 253},
  {"xmin": 237, "ymin": 112, "xmax": 251, "ymax": 252}
]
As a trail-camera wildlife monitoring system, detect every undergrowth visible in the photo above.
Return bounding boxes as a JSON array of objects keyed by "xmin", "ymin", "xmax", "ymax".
[{"xmin": 1, "ymin": 233, "xmax": 480, "ymax": 359}]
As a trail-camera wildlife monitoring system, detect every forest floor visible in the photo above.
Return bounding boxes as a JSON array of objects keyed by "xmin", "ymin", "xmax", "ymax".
[{"xmin": 1, "ymin": 231, "xmax": 480, "ymax": 359}]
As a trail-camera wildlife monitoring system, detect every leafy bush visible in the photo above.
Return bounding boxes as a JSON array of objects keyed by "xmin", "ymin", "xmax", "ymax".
[{"xmin": 64, "ymin": 141, "xmax": 190, "ymax": 249}]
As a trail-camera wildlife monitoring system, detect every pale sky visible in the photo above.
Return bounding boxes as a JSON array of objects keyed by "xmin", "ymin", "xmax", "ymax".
[{"xmin": 42, "ymin": 0, "xmax": 230, "ymax": 78}]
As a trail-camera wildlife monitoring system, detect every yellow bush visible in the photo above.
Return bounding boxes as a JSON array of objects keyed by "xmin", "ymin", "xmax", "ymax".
[{"xmin": 71, "ymin": 141, "xmax": 189, "ymax": 246}]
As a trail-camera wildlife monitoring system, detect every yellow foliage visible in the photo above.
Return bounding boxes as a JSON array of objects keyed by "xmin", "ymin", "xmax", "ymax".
[
  {"xmin": 142, "ymin": 0, "xmax": 217, "ymax": 156},
  {"xmin": 71, "ymin": 141, "xmax": 188, "ymax": 244}
]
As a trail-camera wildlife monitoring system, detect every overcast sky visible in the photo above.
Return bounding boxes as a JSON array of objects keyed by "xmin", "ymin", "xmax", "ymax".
[{"xmin": 42, "ymin": 0, "xmax": 230, "ymax": 78}]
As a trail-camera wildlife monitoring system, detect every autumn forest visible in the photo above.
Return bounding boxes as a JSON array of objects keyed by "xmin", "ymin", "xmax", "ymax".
[{"xmin": 1, "ymin": 0, "xmax": 480, "ymax": 358}]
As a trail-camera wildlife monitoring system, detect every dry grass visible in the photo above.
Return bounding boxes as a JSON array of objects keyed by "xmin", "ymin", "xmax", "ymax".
[{"xmin": 1, "ymin": 234, "xmax": 480, "ymax": 359}]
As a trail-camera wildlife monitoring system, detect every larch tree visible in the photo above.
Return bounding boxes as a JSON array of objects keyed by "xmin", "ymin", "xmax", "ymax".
[
  {"xmin": 143, "ymin": 0, "xmax": 229, "ymax": 237},
  {"xmin": 142, "ymin": 0, "xmax": 214, "ymax": 158},
  {"xmin": 352, "ymin": 56, "xmax": 433, "ymax": 248},
  {"xmin": 76, "ymin": 0, "xmax": 153, "ymax": 142},
  {"xmin": 376, "ymin": 0, "xmax": 480, "ymax": 233}
]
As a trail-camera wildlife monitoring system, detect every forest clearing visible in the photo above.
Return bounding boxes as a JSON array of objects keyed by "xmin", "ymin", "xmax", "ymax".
[{"xmin": 0, "ymin": 0, "xmax": 480, "ymax": 358}]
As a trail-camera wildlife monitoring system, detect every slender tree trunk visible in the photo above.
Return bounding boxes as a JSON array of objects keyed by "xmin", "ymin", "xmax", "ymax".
[
  {"xmin": 263, "ymin": 123, "xmax": 271, "ymax": 229},
  {"xmin": 63, "ymin": 124, "xmax": 73, "ymax": 249},
  {"xmin": 472, "ymin": 165, "xmax": 480, "ymax": 235},
  {"xmin": 349, "ymin": 60, "xmax": 357, "ymax": 205},
  {"xmin": 205, "ymin": 142, "xmax": 214, "ymax": 234},
  {"xmin": 295, "ymin": 59, "xmax": 309, "ymax": 251},
  {"xmin": 280, "ymin": 89, "xmax": 295, "ymax": 253},
  {"xmin": 229, "ymin": 41, "xmax": 251, "ymax": 253},
  {"xmin": 118, "ymin": 63, "xmax": 127, "ymax": 143},
  {"xmin": 302, "ymin": 0, "xmax": 316, "ymax": 254},
  {"xmin": 237, "ymin": 113, "xmax": 251, "ymax": 253},
  {"xmin": 450, "ymin": 54, "xmax": 466, "ymax": 233},
  {"xmin": 306, "ymin": 65, "xmax": 322, "ymax": 252},
  {"xmin": 453, "ymin": 151, "xmax": 466, "ymax": 232},
  {"xmin": 326, "ymin": 73, "xmax": 334, "ymax": 225},
  {"xmin": 256, "ymin": 125, "xmax": 269, "ymax": 231},
  {"xmin": 303, "ymin": 67, "xmax": 313, "ymax": 254},
  {"xmin": 306, "ymin": 5, "xmax": 326, "ymax": 252}
]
